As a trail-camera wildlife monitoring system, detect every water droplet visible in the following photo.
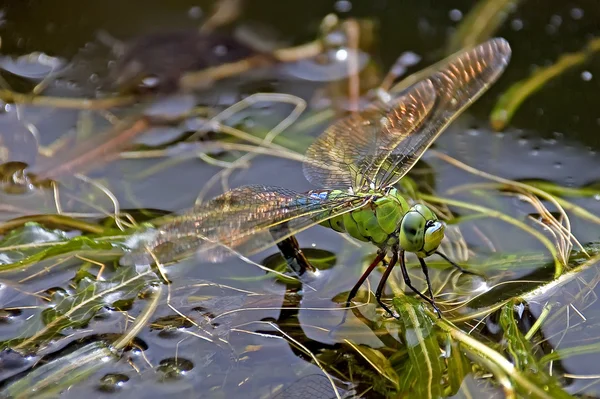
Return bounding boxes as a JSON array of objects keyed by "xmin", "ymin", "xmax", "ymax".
[
  {"xmin": 418, "ymin": 18, "xmax": 431, "ymax": 34},
  {"xmin": 335, "ymin": 48, "xmax": 348, "ymax": 61},
  {"xmin": 0, "ymin": 308, "xmax": 22, "ymax": 324},
  {"xmin": 188, "ymin": 6, "xmax": 202, "ymax": 19},
  {"xmin": 581, "ymin": 71, "xmax": 593, "ymax": 81},
  {"xmin": 213, "ymin": 44, "xmax": 228, "ymax": 56},
  {"xmin": 449, "ymin": 9, "xmax": 463, "ymax": 22},
  {"xmin": 570, "ymin": 7, "xmax": 584, "ymax": 20},
  {"xmin": 511, "ymin": 19, "xmax": 523, "ymax": 31},
  {"xmin": 334, "ymin": 0, "xmax": 352, "ymax": 13},
  {"xmin": 550, "ymin": 15, "xmax": 562, "ymax": 26}
]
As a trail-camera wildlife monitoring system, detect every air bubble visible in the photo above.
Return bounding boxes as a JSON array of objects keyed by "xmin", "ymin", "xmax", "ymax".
[
  {"xmin": 511, "ymin": 19, "xmax": 523, "ymax": 31},
  {"xmin": 570, "ymin": 8, "xmax": 584, "ymax": 20},
  {"xmin": 581, "ymin": 71, "xmax": 592, "ymax": 81},
  {"xmin": 449, "ymin": 9, "xmax": 463, "ymax": 22},
  {"xmin": 188, "ymin": 6, "xmax": 202, "ymax": 19},
  {"xmin": 550, "ymin": 15, "xmax": 562, "ymax": 26},
  {"xmin": 334, "ymin": 0, "xmax": 352, "ymax": 13}
]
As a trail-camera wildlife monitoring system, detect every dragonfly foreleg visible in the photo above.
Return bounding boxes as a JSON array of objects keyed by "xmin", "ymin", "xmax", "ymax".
[
  {"xmin": 399, "ymin": 250, "xmax": 442, "ymax": 318},
  {"xmin": 434, "ymin": 250, "xmax": 477, "ymax": 275}
]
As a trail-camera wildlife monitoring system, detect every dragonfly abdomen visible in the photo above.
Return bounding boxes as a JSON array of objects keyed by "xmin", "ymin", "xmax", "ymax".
[{"xmin": 318, "ymin": 188, "xmax": 410, "ymax": 247}]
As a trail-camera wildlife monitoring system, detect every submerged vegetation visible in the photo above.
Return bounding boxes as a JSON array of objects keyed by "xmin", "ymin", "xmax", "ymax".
[{"xmin": 0, "ymin": 0, "xmax": 599, "ymax": 398}]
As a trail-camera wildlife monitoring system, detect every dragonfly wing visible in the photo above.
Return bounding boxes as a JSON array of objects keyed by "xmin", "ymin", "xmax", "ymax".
[
  {"xmin": 121, "ymin": 185, "xmax": 366, "ymax": 265},
  {"xmin": 375, "ymin": 38, "xmax": 512, "ymax": 189},
  {"xmin": 302, "ymin": 80, "xmax": 436, "ymax": 191}
]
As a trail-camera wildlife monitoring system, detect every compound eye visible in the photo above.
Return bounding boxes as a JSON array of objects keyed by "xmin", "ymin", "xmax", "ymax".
[{"xmin": 399, "ymin": 211, "xmax": 426, "ymax": 253}]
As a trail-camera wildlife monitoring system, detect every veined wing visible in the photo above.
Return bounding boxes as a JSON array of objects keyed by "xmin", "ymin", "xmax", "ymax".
[
  {"xmin": 302, "ymin": 38, "xmax": 511, "ymax": 192},
  {"xmin": 120, "ymin": 185, "xmax": 367, "ymax": 266},
  {"xmin": 375, "ymin": 37, "xmax": 512, "ymax": 189},
  {"xmin": 303, "ymin": 80, "xmax": 436, "ymax": 191}
]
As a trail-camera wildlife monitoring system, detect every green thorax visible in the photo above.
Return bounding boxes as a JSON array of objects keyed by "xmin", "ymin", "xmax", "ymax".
[{"xmin": 318, "ymin": 187, "xmax": 410, "ymax": 247}]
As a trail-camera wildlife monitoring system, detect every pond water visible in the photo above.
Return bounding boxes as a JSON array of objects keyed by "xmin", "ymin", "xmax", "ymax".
[{"xmin": 0, "ymin": 1, "xmax": 599, "ymax": 398}]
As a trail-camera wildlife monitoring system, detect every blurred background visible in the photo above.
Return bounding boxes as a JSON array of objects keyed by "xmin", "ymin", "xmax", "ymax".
[{"xmin": 0, "ymin": 1, "xmax": 599, "ymax": 398}]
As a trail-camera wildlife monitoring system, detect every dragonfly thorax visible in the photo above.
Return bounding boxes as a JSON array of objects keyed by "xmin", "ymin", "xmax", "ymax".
[{"xmin": 318, "ymin": 188, "xmax": 445, "ymax": 256}]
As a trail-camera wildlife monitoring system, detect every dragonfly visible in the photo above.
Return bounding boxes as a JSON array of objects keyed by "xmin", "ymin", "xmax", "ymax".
[{"xmin": 121, "ymin": 37, "xmax": 512, "ymax": 317}]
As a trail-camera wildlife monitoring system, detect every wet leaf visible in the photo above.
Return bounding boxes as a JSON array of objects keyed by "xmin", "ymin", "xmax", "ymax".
[
  {"xmin": 0, "ymin": 342, "xmax": 116, "ymax": 399},
  {"xmin": 0, "ymin": 222, "xmax": 120, "ymax": 270},
  {"xmin": 518, "ymin": 179, "xmax": 600, "ymax": 198},
  {"xmin": 2, "ymin": 265, "xmax": 157, "ymax": 353},
  {"xmin": 392, "ymin": 296, "xmax": 443, "ymax": 399},
  {"xmin": 499, "ymin": 304, "xmax": 573, "ymax": 398},
  {"xmin": 346, "ymin": 341, "xmax": 400, "ymax": 390},
  {"xmin": 444, "ymin": 334, "xmax": 471, "ymax": 396}
]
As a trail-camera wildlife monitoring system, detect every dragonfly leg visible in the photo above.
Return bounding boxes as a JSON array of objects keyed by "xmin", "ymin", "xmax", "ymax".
[
  {"xmin": 434, "ymin": 251, "xmax": 478, "ymax": 276},
  {"xmin": 276, "ymin": 235, "xmax": 316, "ymax": 275},
  {"xmin": 344, "ymin": 250, "xmax": 386, "ymax": 309},
  {"xmin": 338, "ymin": 250, "xmax": 386, "ymax": 325},
  {"xmin": 398, "ymin": 250, "xmax": 442, "ymax": 317},
  {"xmin": 375, "ymin": 250, "xmax": 399, "ymax": 319},
  {"xmin": 417, "ymin": 257, "xmax": 441, "ymax": 318}
]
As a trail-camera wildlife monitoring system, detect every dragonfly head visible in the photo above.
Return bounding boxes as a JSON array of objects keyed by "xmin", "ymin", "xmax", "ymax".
[{"xmin": 399, "ymin": 204, "xmax": 445, "ymax": 257}]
